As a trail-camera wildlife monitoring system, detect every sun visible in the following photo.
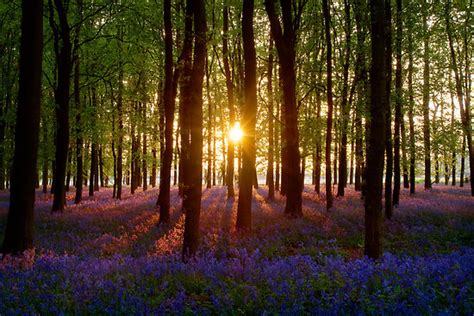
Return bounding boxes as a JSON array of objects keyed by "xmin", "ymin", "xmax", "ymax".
[{"xmin": 229, "ymin": 122, "xmax": 243, "ymax": 142}]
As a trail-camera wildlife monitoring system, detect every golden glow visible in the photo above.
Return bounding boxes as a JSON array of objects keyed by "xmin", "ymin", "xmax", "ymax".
[{"xmin": 229, "ymin": 122, "xmax": 243, "ymax": 142}]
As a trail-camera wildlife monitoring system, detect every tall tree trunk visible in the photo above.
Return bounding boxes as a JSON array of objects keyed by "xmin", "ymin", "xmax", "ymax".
[
  {"xmin": 392, "ymin": 0, "xmax": 402, "ymax": 206},
  {"xmin": 422, "ymin": 0, "xmax": 431, "ymax": 190},
  {"xmin": 315, "ymin": 86, "xmax": 322, "ymax": 194},
  {"xmin": 50, "ymin": 0, "xmax": 72, "ymax": 212},
  {"xmin": 365, "ymin": 0, "xmax": 386, "ymax": 260},
  {"xmin": 337, "ymin": 0, "xmax": 351, "ymax": 197},
  {"xmin": 353, "ymin": 0, "xmax": 368, "ymax": 193},
  {"xmin": 206, "ymin": 56, "xmax": 212, "ymax": 189},
  {"xmin": 267, "ymin": 36, "xmax": 275, "ymax": 200},
  {"xmin": 323, "ymin": 0, "xmax": 334, "ymax": 210},
  {"xmin": 445, "ymin": 0, "xmax": 473, "ymax": 195},
  {"xmin": 2, "ymin": 0, "xmax": 43, "ymax": 254},
  {"xmin": 384, "ymin": 0, "xmax": 393, "ymax": 219},
  {"xmin": 182, "ymin": 0, "xmax": 206, "ymax": 261},
  {"xmin": 265, "ymin": 0, "xmax": 303, "ymax": 217},
  {"xmin": 408, "ymin": 30, "xmax": 416, "ymax": 194},
  {"xmin": 116, "ymin": 40, "xmax": 124, "ymax": 200},
  {"xmin": 237, "ymin": 0, "xmax": 257, "ymax": 231},
  {"xmin": 223, "ymin": 6, "xmax": 235, "ymax": 199}
]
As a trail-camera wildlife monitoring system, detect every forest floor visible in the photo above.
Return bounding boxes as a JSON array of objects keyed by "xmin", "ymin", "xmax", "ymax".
[{"xmin": 0, "ymin": 184, "xmax": 473, "ymax": 313}]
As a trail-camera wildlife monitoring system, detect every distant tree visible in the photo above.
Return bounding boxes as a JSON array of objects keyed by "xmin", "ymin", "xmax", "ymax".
[{"xmin": 2, "ymin": 0, "xmax": 43, "ymax": 254}]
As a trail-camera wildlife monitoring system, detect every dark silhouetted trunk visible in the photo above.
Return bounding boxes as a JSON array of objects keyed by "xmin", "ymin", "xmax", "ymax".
[
  {"xmin": 422, "ymin": 0, "xmax": 431, "ymax": 190},
  {"xmin": 337, "ymin": 0, "xmax": 351, "ymax": 197},
  {"xmin": 384, "ymin": 0, "xmax": 393, "ymax": 219},
  {"xmin": 182, "ymin": 0, "xmax": 206, "ymax": 261},
  {"xmin": 267, "ymin": 37, "xmax": 275, "ymax": 200},
  {"xmin": 50, "ymin": 0, "xmax": 72, "ymax": 212},
  {"xmin": 323, "ymin": 0, "xmax": 333, "ymax": 210},
  {"xmin": 237, "ymin": 0, "xmax": 257, "ymax": 231},
  {"xmin": 408, "ymin": 30, "xmax": 415, "ymax": 194},
  {"xmin": 223, "ymin": 6, "xmax": 235, "ymax": 199},
  {"xmin": 265, "ymin": 0, "xmax": 303, "ymax": 217},
  {"xmin": 2, "ymin": 0, "xmax": 43, "ymax": 254},
  {"xmin": 393, "ymin": 0, "xmax": 402, "ymax": 206},
  {"xmin": 365, "ymin": 0, "xmax": 386, "ymax": 260}
]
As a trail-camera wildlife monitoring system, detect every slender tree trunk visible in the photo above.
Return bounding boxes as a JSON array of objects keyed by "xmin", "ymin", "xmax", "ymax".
[
  {"xmin": 267, "ymin": 37, "xmax": 275, "ymax": 200},
  {"xmin": 337, "ymin": 0, "xmax": 351, "ymax": 197},
  {"xmin": 315, "ymin": 87, "xmax": 322, "ymax": 194},
  {"xmin": 384, "ymin": 0, "xmax": 393, "ymax": 219},
  {"xmin": 223, "ymin": 6, "xmax": 235, "ymax": 199},
  {"xmin": 445, "ymin": 0, "xmax": 473, "ymax": 195},
  {"xmin": 115, "ymin": 26, "xmax": 124, "ymax": 200},
  {"xmin": 2, "ymin": 0, "xmax": 43, "ymax": 254},
  {"xmin": 365, "ymin": 0, "xmax": 386, "ymax": 260},
  {"xmin": 393, "ymin": 0, "xmax": 402, "ymax": 206},
  {"xmin": 237, "ymin": 0, "xmax": 257, "ymax": 231},
  {"xmin": 50, "ymin": 0, "xmax": 72, "ymax": 212},
  {"xmin": 422, "ymin": 0, "xmax": 431, "ymax": 190},
  {"xmin": 408, "ymin": 31, "xmax": 416, "ymax": 194},
  {"xmin": 206, "ymin": 56, "xmax": 212, "ymax": 189},
  {"xmin": 323, "ymin": 0, "xmax": 334, "ymax": 210}
]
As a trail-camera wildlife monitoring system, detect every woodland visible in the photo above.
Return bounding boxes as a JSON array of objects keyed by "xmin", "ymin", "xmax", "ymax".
[{"xmin": 0, "ymin": 0, "xmax": 473, "ymax": 313}]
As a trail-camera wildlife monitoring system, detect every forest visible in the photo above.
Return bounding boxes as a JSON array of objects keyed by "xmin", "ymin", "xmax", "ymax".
[{"xmin": 0, "ymin": 0, "xmax": 473, "ymax": 313}]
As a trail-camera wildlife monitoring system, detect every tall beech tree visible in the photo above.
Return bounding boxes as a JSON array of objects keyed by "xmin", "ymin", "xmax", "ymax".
[
  {"xmin": 322, "ymin": 0, "xmax": 334, "ymax": 210},
  {"xmin": 49, "ymin": 0, "xmax": 72, "ymax": 212},
  {"xmin": 2, "ymin": 0, "xmax": 43, "ymax": 254},
  {"xmin": 236, "ymin": 0, "xmax": 257, "ymax": 231},
  {"xmin": 392, "ymin": 0, "xmax": 402, "ymax": 206},
  {"xmin": 384, "ymin": 0, "xmax": 393, "ymax": 218},
  {"xmin": 421, "ymin": 0, "xmax": 431, "ymax": 190},
  {"xmin": 223, "ymin": 6, "xmax": 235, "ymax": 199},
  {"xmin": 158, "ymin": 0, "xmax": 178, "ymax": 223},
  {"xmin": 182, "ymin": 0, "xmax": 206, "ymax": 261},
  {"xmin": 265, "ymin": 0, "xmax": 303, "ymax": 218},
  {"xmin": 365, "ymin": 0, "xmax": 386, "ymax": 260}
]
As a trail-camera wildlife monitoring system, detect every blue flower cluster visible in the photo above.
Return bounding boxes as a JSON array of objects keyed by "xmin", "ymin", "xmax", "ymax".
[{"xmin": 1, "ymin": 248, "xmax": 472, "ymax": 314}]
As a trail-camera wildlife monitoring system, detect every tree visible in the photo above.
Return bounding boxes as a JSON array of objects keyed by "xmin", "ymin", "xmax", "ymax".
[
  {"xmin": 384, "ymin": 0, "xmax": 393, "ymax": 218},
  {"xmin": 2, "ymin": 0, "xmax": 43, "ymax": 254},
  {"xmin": 223, "ymin": 5, "xmax": 235, "ymax": 199},
  {"xmin": 182, "ymin": 0, "xmax": 206, "ymax": 261},
  {"xmin": 337, "ymin": 0, "xmax": 351, "ymax": 197},
  {"xmin": 157, "ymin": 0, "xmax": 177, "ymax": 223},
  {"xmin": 392, "ymin": 0, "xmax": 402, "ymax": 206},
  {"xmin": 265, "ymin": 0, "xmax": 303, "ymax": 218},
  {"xmin": 365, "ymin": 0, "xmax": 386, "ymax": 260},
  {"xmin": 49, "ymin": 0, "xmax": 73, "ymax": 212},
  {"xmin": 323, "ymin": 0, "xmax": 334, "ymax": 210},
  {"xmin": 267, "ymin": 37, "xmax": 275, "ymax": 200},
  {"xmin": 421, "ymin": 0, "xmax": 431, "ymax": 190},
  {"xmin": 237, "ymin": 0, "xmax": 257, "ymax": 231}
]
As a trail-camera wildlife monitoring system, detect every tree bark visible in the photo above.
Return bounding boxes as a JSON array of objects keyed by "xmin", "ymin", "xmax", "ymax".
[
  {"xmin": 422, "ymin": 0, "xmax": 431, "ymax": 190},
  {"xmin": 323, "ymin": 0, "xmax": 334, "ymax": 210},
  {"xmin": 337, "ymin": 0, "xmax": 351, "ymax": 197},
  {"xmin": 223, "ymin": 6, "xmax": 235, "ymax": 199},
  {"xmin": 267, "ymin": 37, "xmax": 275, "ymax": 200},
  {"xmin": 182, "ymin": 0, "xmax": 206, "ymax": 261},
  {"xmin": 365, "ymin": 0, "xmax": 386, "ymax": 260},
  {"xmin": 265, "ymin": 0, "xmax": 303, "ymax": 217},
  {"xmin": 2, "ymin": 0, "xmax": 43, "ymax": 254},
  {"xmin": 392, "ymin": 0, "xmax": 402, "ymax": 206},
  {"xmin": 50, "ymin": 0, "xmax": 72, "ymax": 212},
  {"xmin": 237, "ymin": 0, "xmax": 257, "ymax": 232}
]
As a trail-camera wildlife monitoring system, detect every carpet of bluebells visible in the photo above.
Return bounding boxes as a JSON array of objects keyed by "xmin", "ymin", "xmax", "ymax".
[{"xmin": 0, "ymin": 184, "xmax": 473, "ymax": 314}]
